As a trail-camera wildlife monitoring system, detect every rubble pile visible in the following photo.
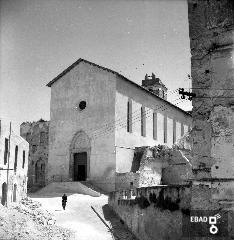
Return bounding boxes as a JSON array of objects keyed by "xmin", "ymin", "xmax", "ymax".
[
  {"xmin": 15, "ymin": 197, "xmax": 56, "ymax": 226},
  {"xmin": 0, "ymin": 197, "xmax": 75, "ymax": 240}
]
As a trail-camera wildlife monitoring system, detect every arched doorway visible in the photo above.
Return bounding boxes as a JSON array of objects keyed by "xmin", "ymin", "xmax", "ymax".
[
  {"xmin": 13, "ymin": 184, "xmax": 17, "ymax": 202},
  {"xmin": 35, "ymin": 158, "xmax": 45, "ymax": 186},
  {"xmin": 1, "ymin": 182, "xmax": 7, "ymax": 206},
  {"xmin": 69, "ymin": 130, "xmax": 91, "ymax": 181}
]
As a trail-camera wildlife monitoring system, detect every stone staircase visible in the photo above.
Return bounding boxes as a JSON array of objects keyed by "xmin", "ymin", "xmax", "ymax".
[
  {"xmin": 80, "ymin": 181, "xmax": 108, "ymax": 195},
  {"xmin": 34, "ymin": 181, "xmax": 101, "ymax": 197}
]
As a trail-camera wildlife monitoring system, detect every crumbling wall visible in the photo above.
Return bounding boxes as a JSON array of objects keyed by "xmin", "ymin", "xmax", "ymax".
[
  {"xmin": 115, "ymin": 146, "xmax": 163, "ymax": 190},
  {"xmin": 188, "ymin": 0, "xmax": 234, "ymax": 237},
  {"xmin": 115, "ymin": 143, "xmax": 193, "ymax": 190},
  {"xmin": 109, "ymin": 185, "xmax": 191, "ymax": 240},
  {"xmin": 20, "ymin": 120, "xmax": 49, "ymax": 191},
  {"xmin": 188, "ymin": 0, "xmax": 234, "ymax": 207},
  {"xmin": 115, "ymin": 172, "xmax": 139, "ymax": 190}
]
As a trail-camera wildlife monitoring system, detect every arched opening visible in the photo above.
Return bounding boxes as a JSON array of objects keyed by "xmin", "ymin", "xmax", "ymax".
[
  {"xmin": 35, "ymin": 158, "xmax": 45, "ymax": 186},
  {"xmin": 1, "ymin": 182, "xmax": 7, "ymax": 206},
  {"xmin": 13, "ymin": 184, "xmax": 17, "ymax": 202},
  {"xmin": 69, "ymin": 130, "xmax": 91, "ymax": 181}
]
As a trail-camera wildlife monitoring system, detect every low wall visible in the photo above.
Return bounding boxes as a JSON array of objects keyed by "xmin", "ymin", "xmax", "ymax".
[
  {"xmin": 115, "ymin": 172, "xmax": 140, "ymax": 190},
  {"xmin": 109, "ymin": 185, "xmax": 191, "ymax": 240}
]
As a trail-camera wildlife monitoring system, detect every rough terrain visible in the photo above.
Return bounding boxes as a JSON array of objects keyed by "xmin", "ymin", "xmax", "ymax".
[{"xmin": 0, "ymin": 197, "xmax": 76, "ymax": 240}]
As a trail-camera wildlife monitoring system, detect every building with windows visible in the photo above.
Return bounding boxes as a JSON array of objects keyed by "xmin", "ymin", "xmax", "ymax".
[
  {"xmin": 20, "ymin": 119, "xmax": 49, "ymax": 192},
  {"xmin": 0, "ymin": 119, "xmax": 29, "ymax": 206},
  {"xmin": 46, "ymin": 58, "xmax": 192, "ymax": 192}
]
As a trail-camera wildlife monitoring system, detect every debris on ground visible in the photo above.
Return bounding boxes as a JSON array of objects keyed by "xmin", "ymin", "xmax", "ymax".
[{"xmin": 0, "ymin": 197, "xmax": 76, "ymax": 240}]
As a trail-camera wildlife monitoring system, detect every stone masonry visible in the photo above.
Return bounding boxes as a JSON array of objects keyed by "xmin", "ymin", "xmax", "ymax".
[
  {"xmin": 20, "ymin": 119, "xmax": 49, "ymax": 192},
  {"xmin": 188, "ymin": 0, "xmax": 234, "ymax": 236}
]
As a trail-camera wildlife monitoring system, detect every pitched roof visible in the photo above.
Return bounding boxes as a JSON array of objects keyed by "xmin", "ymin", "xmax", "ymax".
[{"xmin": 46, "ymin": 58, "xmax": 191, "ymax": 116}]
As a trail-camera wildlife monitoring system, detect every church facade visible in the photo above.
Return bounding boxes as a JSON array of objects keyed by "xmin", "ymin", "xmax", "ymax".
[{"xmin": 46, "ymin": 58, "xmax": 192, "ymax": 192}]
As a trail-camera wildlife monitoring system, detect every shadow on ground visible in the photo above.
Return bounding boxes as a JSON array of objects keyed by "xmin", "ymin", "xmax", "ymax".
[
  {"xmin": 29, "ymin": 192, "xmax": 75, "ymax": 199},
  {"xmin": 102, "ymin": 204, "xmax": 137, "ymax": 240}
]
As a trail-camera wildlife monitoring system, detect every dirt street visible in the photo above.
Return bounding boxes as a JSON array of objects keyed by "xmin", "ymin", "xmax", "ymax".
[{"xmin": 30, "ymin": 192, "xmax": 137, "ymax": 240}]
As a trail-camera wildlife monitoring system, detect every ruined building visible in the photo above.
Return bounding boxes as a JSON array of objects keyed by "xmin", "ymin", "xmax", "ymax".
[
  {"xmin": 46, "ymin": 58, "xmax": 192, "ymax": 192},
  {"xmin": 0, "ymin": 119, "xmax": 29, "ymax": 205},
  {"xmin": 20, "ymin": 119, "xmax": 49, "ymax": 191}
]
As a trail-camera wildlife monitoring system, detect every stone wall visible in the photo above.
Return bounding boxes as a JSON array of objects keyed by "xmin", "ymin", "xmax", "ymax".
[
  {"xmin": 20, "ymin": 119, "xmax": 49, "ymax": 191},
  {"xmin": 109, "ymin": 185, "xmax": 191, "ymax": 240},
  {"xmin": 187, "ymin": 0, "xmax": 234, "ymax": 237},
  {"xmin": 188, "ymin": 0, "xmax": 234, "ymax": 211}
]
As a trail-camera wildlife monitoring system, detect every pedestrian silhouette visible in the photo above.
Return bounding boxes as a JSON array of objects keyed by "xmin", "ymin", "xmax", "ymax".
[{"xmin": 62, "ymin": 193, "xmax": 67, "ymax": 210}]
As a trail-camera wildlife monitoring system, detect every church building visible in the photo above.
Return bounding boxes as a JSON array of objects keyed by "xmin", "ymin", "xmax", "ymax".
[{"xmin": 46, "ymin": 58, "xmax": 192, "ymax": 192}]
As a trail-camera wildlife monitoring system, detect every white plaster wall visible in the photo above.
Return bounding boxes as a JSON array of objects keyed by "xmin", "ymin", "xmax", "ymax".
[
  {"xmin": 48, "ymin": 62, "xmax": 116, "ymax": 191},
  {"xmin": 0, "ymin": 120, "xmax": 29, "ymax": 204},
  {"xmin": 146, "ymin": 107, "xmax": 153, "ymax": 139},
  {"xmin": 116, "ymin": 147, "xmax": 134, "ymax": 173},
  {"xmin": 115, "ymin": 79, "xmax": 192, "ymax": 173},
  {"xmin": 167, "ymin": 117, "xmax": 173, "ymax": 147}
]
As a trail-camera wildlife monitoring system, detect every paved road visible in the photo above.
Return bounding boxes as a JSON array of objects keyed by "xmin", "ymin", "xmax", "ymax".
[{"xmin": 30, "ymin": 193, "xmax": 137, "ymax": 240}]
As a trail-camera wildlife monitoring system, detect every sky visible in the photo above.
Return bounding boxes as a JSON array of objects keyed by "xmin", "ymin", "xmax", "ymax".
[{"xmin": 0, "ymin": 0, "xmax": 192, "ymax": 134}]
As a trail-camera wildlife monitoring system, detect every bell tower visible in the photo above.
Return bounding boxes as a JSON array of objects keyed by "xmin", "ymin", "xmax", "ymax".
[{"xmin": 142, "ymin": 73, "xmax": 168, "ymax": 100}]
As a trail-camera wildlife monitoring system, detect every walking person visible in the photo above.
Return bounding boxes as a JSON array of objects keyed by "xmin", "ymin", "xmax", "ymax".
[{"xmin": 62, "ymin": 193, "xmax": 67, "ymax": 210}]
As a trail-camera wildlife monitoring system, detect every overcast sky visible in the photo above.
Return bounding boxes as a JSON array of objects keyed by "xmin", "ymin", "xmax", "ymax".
[{"xmin": 0, "ymin": 0, "xmax": 192, "ymax": 133}]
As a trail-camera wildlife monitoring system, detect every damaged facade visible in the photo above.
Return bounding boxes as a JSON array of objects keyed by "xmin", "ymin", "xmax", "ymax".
[
  {"xmin": 115, "ymin": 131, "xmax": 193, "ymax": 190},
  {"xmin": 20, "ymin": 120, "xmax": 49, "ymax": 191},
  {"xmin": 188, "ymin": 0, "xmax": 234, "ymax": 211},
  {"xmin": 0, "ymin": 120, "xmax": 29, "ymax": 205},
  {"xmin": 46, "ymin": 58, "xmax": 192, "ymax": 192}
]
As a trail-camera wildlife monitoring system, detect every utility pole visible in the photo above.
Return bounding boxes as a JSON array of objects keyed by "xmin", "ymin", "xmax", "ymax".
[{"xmin": 6, "ymin": 122, "xmax": 11, "ymax": 207}]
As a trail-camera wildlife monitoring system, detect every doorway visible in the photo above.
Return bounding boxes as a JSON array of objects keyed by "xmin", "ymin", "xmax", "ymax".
[
  {"xmin": 1, "ymin": 182, "xmax": 7, "ymax": 206},
  {"xmin": 73, "ymin": 152, "xmax": 87, "ymax": 181},
  {"xmin": 35, "ymin": 159, "xmax": 45, "ymax": 186},
  {"xmin": 13, "ymin": 184, "xmax": 17, "ymax": 202}
]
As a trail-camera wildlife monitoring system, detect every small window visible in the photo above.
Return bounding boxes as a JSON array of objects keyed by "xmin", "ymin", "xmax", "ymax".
[
  {"xmin": 79, "ymin": 101, "xmax": 86, "ymax": 110},
  {"xmin": 173, "ymin": 119, "xmax": 176, "ymax": 144},
  {"xmin": 127, "ymin": 99, "xmax": 132, "ymax": 133},
  {"xmin": 181, "ymin": 123, "xmax": 184, "ymax": 137},
  {"xmin": 164, "ymin": 116, "xmax": 167, "ymax": 143},
  {"xmin": 141, "ymin": 107, "xmax": 146, "ymax": 137},
  {"xmin": 22, "ymin": 151, "xmax": 25, "ymax": 169},
  {"xmin": 4, "ymin": 138, "xmax": 8, "ymax": 165},
  {"xmin": 153, "ymin": 112, "xmax": 157, "ymax": 140},
  {"xmin": 14, "ymin": 145, "xmax": 18, "ymax": 172}
]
